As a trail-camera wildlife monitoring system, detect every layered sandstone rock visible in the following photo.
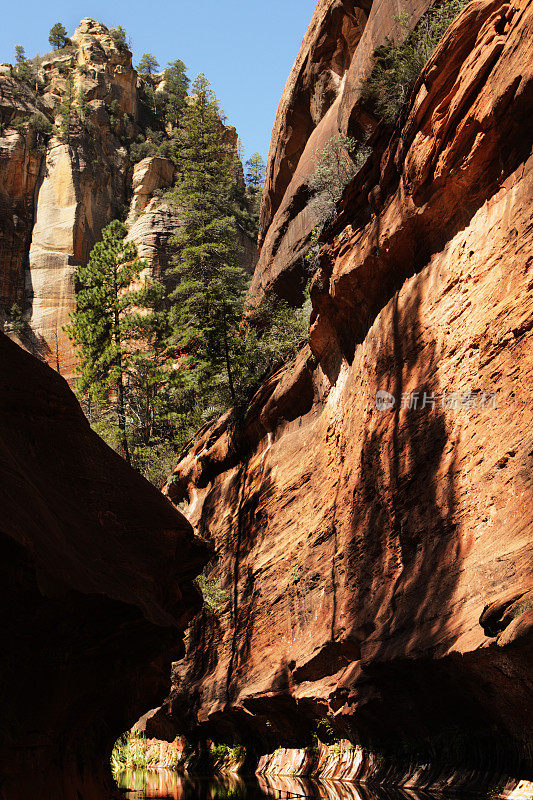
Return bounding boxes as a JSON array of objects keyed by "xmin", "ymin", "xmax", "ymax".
[
  {"xmin": 0, "ymin": 21, "xmax": 257, "ymax": 381},
  {"xmin": 27, "ymin": 136, "xmax": 130, "ymax": 377},
  {"xmin": 0, "ymin": 78, "xmax": 47, "ymax": 319},
  {"xmin": 249, "ymin": 0, "xmax": 435, "ymax": 309},
  {"xmin": 156, "ymin": 0, "xmax": 533, "ymax": 789},
  {"xmin": 0, "ymin": 332, "xmax": 208, "ymax": 800}
]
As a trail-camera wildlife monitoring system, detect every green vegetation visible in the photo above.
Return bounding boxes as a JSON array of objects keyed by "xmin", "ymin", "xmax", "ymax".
[
  {"xmin": 163, "ymin": 59, "xmax": 189, "ymax": 127},
  {"xmin": 210, "ymin": 742, "xmax": 243, "ymax": 763},
  {"xmin": 137, "ymin": 52, "xmax": 160, "ymax": 76},
  {"xmin": 58, "ymin": 72, "xmax": 76, "ymax": 142},
  {"xmin": 48, "ymin": 22, "xmax": 70, "ymax": 51},
  {"xmin": 361, "ymin": 0, "xmax": 469, "ymax": 124},
  {"xmin": 109, "ymin": 26, "xmax": 128, "ymax": 50},
  {"xmin": 59, "ymin": 63, "xmax": 301, "ymax": 484},
  {"xmin": 65, "ymin": 220, "xmax": 162, "ymax": 465},
  {"xmin": 309, "ymin": 134, "xmax": 370, "ymax": 222},
  {"xmin": 111, "ymin": 731, "xmax": 182, "ymax": 771},
  {"xmin": 167, "ymin": 74, "xmax": 248, "ymax": 411},
  {"xmin": 197, "ymin": 575, "xmax": 230, "ymax": 612},
  {"xmin": 13, "ymin": 45, "xmax": 38, "ymax": 88},
  {"xmin": 245, "ymin": 152, "xmax": 266, "ymax": 191},
  {"xmin": 243, "ymin": 152, "xmax": 266, "ymax": 239},
  {"xmin": 5, "ymin": 303, "xmax": 30, "ymax": 336}
]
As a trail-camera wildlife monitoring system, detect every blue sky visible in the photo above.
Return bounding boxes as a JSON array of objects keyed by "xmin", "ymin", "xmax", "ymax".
[{"xmin": 0, "ymin": 0, "xmax": 317, "ymax": 164}]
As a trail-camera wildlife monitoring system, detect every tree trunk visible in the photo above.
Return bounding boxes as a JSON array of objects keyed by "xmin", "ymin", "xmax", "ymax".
[
  {"xmin": 222, "ymin": 303, "xmax": 236, "ymax": 405},
  {"xmin": 116, "ymin": 375, "xmax": 130, "ymax": 465}
]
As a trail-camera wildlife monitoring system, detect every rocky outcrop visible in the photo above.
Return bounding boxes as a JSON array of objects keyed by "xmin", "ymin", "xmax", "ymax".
[
  {"xmin": 155, "ymin": 0, "xmax": 533, "ymax": 790},
  {"xmin": 27, "ymin": 136, "xmax": 130, "ymax": 377},
  {"xmin": 0, "ymin": 79, "xmax": 47, "ymax": 319},
  {"xmin": 0, "ymin": 332, "xmax": 208, "ymax": 799},
  {"xmin": 0, "ymin": 20, "xmax": 257, "ymax": 381},
  {"xmin": 249, "ymin": 0, "xmax": 435, "ymax": 309}
]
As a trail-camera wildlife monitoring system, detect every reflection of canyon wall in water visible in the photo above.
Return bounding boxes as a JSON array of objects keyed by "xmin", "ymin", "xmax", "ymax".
[
  {"xmin": 115, "ymin": 771, "xmax": 247, "ymax": 800},
  {"xmin": 153, "ymin": 0, "xmax": 533, "ymax": 793}
]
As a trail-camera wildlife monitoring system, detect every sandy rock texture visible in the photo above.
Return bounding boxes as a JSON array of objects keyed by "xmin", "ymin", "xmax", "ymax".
[
  {"xmin": 155, "ymin": 0, "xmax": 533, "ymax": 788},
  {"xmin": 0, "ymin": 332, "xmax": 208, "ymax": 800},
  {"xmin": 250, "ymin": 0, "xmax": 434, "ymax": 309}
]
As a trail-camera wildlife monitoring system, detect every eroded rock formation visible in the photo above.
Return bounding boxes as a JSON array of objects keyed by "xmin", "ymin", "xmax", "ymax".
[
  {"xmin": 0, "ymin": 19, "xmax": 257, "ymax": 380},
  {"xmin": 0, "ymin": 332, "xmax": 208, "ymax": 799},
  {"xmin": 250, "ymin": 0, "xmax": 435, "ymax": 308},
  {"xmin": 155, "ymin": 0, "xmax": 533, "ymax": 790}
]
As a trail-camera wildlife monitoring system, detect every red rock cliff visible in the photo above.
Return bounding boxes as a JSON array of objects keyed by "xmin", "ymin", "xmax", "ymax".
[
  {"xmin": 0, "ymin": 332, "xmax": 208, "ymax": 799},
  {"xmin": 156, "ymin": 0, "xmax": 533, "ymax": 789}
]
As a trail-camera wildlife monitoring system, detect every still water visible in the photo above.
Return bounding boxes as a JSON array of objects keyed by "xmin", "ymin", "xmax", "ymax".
[{"xmin": 114, "ymin": 771, "xmax": 456, "ymax": 800}]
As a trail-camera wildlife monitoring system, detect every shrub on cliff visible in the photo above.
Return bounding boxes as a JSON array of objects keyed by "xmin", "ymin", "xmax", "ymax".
[
  {"xmin": 309, "ymin": 134, "xmax": 370, "ymax": 222},
  {"xmin": 109, "ymin": 26, "xmax": 128, "ymax": 50},
  {"xmin": 361, "ymin": 0, "xmax": 469, "ymax": 124}
]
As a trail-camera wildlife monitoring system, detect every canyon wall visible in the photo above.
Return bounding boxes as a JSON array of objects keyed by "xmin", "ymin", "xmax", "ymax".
[
  {"xmin": 0, "ymin": 331, "xmax": 208, "ymax": 799},
  {"xmin": 249, "ymin": 0, "xmax": 435, "ymax": 309},
  {"xmin": 0, "ymin": 19, "xmax": 256, "ymax": 380},
  {"xmin": 155, "ymin": 0, "xmax": 533, "ymax": 790}
]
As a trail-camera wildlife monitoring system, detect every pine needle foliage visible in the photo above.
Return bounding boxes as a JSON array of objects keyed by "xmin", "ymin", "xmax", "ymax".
[
  {"xmin": 66, "ymin": 220, "xmax": 163, "ymax": 463},
  {"xmin": 168, "ymin": 73, "xmax": 248, "ymax": 412}
]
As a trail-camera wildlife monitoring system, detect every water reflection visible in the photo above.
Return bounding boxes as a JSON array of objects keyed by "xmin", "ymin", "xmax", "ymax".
[
  {"xmin": 115, "ymin": 771, "xmax": 247, "ymax": 800},
  {"xmin": 114, "ymin": 772, "xmax": 459, "ymax": 800}
]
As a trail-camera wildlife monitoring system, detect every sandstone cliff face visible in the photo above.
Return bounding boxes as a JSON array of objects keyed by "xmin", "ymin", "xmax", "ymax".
[
  {"xmin": 0, "ymin": 83, "xmax": 44, "ymax": 317},
  {"xmin": 250, "ymin": 0, "xmax": 435, "ymax": 309},
  {"xmin": 158, "ymin": 0, "xmax": 533, "ymax": 788},
  {"xmin": 0, "ymin": 19, "xmax": 257, "ymax": 381},
  {"xmin": 0, "ymin": 332, "xmax": 208, "ymax": 800}
]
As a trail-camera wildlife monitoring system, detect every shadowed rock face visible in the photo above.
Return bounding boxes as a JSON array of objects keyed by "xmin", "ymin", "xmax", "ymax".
[
  {"xmin": 0, "ymin": 333, "xmax": 208, "ymax": 799},
  {"xmin": 152, "ymin": 0, "xmax": 533, "ymax": 788}
]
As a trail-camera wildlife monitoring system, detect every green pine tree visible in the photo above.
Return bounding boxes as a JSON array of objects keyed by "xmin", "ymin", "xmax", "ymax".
[
  {"xmin": 58, "ymin": 72, "xmax": 76, "ymax": 143},
  {"xmin": 66, "ymin": 220, "xmax": 163, "ymax": 464},
  {"xmin": 49, "ymin": 22, "xmax": 70, "ymax": 50},
  {"xmin": 163, "ymin": 59, "xmax": 189, "ymax": 128},
  {"xmin": 245, "ymin": 153, "xmax": 266, "ymax": 191},
  {"xmin": 137, "ymin": 53, "xmax": 160, "ymax": 76},
  {"xmin": 168, "ymin": 73, "xmax": 247, "ymax": 412}
]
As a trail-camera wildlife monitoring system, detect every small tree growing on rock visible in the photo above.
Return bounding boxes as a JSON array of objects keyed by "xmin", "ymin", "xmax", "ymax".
[
  {"xmin": 137, "ymin": 53, "xmax": 160, "ymax": 77},
  {"xmin": 49, "ymin": 22, "xmax": 70, "ymax": 50},
  {"xmin": 309, "ymin": 134, "xmax": 369, "ymax": 222}
]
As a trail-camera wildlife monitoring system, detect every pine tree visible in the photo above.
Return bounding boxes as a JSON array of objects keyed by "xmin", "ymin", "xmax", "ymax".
[
  {"xmin": 163, "ymin": 59, "xmax": 189, "ymax": 128},
  {"xmin": 245, "ymin": 153, "xmax": 266, "ymax": 191},
  {"xmin": 66, "ymin": 220, "xmax": 163, "ymax": 464},
  {"xmin": 14, "ymin": 45, "xmax": 35, "ymax": 86},
  {"xmin": 49, "ymin": 22, "xmax": 70, "ymax": 50},
  {"xmin": 168, "ymin": 73, "xmax": 247, "ymax": 411},
  {"xmin": 58, "ymin": 72, "xmax": 76, "ymax": 143},
  {"xmin": 137, "ymin": 53, "xmax": 160, "ymax": 76}
]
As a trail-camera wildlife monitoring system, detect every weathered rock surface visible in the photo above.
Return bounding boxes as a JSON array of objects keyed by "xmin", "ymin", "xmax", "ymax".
[
  {"xmin": 250, "ymin": 0, "xmax": 435, "ymax": 309},
  {"xmin": 0, "ymin": 21, "xmax": 257, "ymax": 381},
  {"xmin": 0, "ymin": 332, "xmax": 208, "ymax": 799},
  {"xmin": 27, "ymin": 137, "xmax": 130, "ymax": 377},
  {"xmin": 0, "ymin": 79, "xmax": 47, "ymax": 319},
  {"xmin": 156, "ymin": 0, "xmax": 533, "ymax": 788}
]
